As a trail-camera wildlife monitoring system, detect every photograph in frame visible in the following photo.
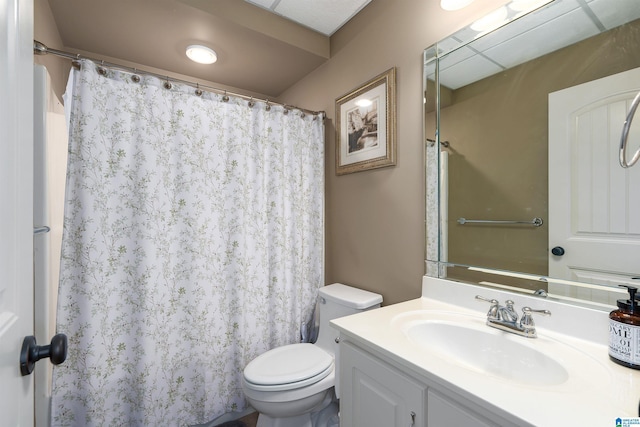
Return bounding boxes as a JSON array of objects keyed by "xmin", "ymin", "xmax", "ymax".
[{"xmin": 335, "ymin": 67, "xmax": 396, "ymax": 175}]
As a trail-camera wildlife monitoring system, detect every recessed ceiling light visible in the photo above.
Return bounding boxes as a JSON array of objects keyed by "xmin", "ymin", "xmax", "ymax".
[
  {"xmin": 186, "ymin": 45, "xmax": 217, "ymax": 64},
  {"xmin": 440, "ymin": 0, "xmax": 475, "ymax": 11}
]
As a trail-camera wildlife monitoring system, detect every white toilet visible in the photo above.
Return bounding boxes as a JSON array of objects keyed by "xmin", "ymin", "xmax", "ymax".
[{"xmin": 242, "ymin": 283, "xmax": 382, "ymax": 427}]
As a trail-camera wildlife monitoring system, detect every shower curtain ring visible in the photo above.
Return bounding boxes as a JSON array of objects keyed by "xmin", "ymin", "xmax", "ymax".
[
  {"xmin": 131, "ymin": 68, "xmax": 140, "ymax": 83},
  {"xmin": 222, "ymin": 91, "xmax": 229, "ymax": 102},
  {"xmin": 248, "ymin": 97, "xmax": 255, "ymax": 108},
  {"xmin": 164, "ymin": 77, "xmax": 172, "ymax": 90},
  {"xmin": 96, "ymin": 60, "xmax": 107, "ymax": 76},
  {"xmin": 265, "ymin": 100, "xmax": 271, "ymax": 111},
  {"xmin": 195, "ymin": 83, "xmax": 203, "ymax": 97}
]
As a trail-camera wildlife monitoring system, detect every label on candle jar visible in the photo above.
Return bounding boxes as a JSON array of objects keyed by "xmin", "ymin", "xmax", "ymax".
[{"xmin": 609, "ymin": 320, "xmax": 640, "ymax": 366}]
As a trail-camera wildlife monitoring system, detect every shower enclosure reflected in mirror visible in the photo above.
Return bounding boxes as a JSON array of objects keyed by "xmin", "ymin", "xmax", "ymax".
[{"xmin": 424, "ymin": 0, "xmax": 640, "ymax": 308}]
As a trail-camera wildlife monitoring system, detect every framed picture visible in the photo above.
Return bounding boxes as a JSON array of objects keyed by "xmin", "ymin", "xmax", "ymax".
[{"xmin": 335, "ymin": 67, "xmax": 396, "ymax": 175}]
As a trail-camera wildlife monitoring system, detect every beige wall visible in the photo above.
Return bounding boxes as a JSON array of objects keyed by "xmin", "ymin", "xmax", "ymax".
[
  {"xmin": 34, "ymin": 0, "xmax": 509, "ymax": 306},
  {"xmin": 280, "ymin": 0, "xmax": 508, "ymax": 304},
  {"xmin": 34, "ymin": 0, "xmax": 68, "ymax": 101}
]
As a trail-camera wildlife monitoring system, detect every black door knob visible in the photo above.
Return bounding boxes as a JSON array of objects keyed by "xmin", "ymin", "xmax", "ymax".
[
  {"xmin": 20, "ymin": 333, "xmax": 67, "ymax": 376},
  {"xmin": 551, "ymin": 246, "xmax": 565, "ymax": 256}
]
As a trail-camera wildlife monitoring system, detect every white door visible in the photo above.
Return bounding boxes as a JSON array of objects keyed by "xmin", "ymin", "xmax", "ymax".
[
  {"xmin": 549, "ymin": 67, "xmax": 640, "ymax": 304},
  {"xmin": 0, "ymin": 0, "xmax": 35, "ymax": 425}
]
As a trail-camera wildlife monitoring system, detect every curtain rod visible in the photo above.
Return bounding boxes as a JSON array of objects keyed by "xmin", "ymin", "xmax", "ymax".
[{"xmin": 33, "ymin": 40, "xmax": 325, "ymax": 118}]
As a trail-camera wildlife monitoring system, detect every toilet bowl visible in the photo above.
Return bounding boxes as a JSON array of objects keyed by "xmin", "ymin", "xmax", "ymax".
[{"xmin": 242, "ymin": 283, "xmax": 382, "ymax": 427}]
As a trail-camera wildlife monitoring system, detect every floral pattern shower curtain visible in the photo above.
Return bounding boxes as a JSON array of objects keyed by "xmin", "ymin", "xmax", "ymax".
[{"xmin": 51, "ymin": 59, "xmax": 324, "ymax": 426}]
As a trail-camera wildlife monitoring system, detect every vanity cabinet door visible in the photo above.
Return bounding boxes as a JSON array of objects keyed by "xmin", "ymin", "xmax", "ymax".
[{"xmin": 340, "ymin": 341, "xmax": 426, "ymax": 427}]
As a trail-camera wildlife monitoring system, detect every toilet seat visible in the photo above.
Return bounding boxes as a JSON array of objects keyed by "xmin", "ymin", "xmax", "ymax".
[{"xmin": 244, "ymin": 343, "xmax": 334, "ymax": 392}]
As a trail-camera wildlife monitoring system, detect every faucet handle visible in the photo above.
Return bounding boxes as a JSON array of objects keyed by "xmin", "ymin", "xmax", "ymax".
[
  {"xmin": 475, "ymin": 295, "xmax": 500, "ymax": 319},
  {"xmin": 520, "ymin": 307, "xmax": 551, "ymax": 330},
  {"xmin": 475, "ymin": 295, "xmax": 498, "ymax": 304}
]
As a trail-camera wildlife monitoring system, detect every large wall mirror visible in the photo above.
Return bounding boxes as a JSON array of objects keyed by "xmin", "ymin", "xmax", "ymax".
[{"xmin": 424, "ymin": 0, "xmax": 640, "ymax": 309}]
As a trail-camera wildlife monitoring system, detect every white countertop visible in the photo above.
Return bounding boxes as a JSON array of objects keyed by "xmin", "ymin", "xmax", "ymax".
[{"xmin": 331, "ymin": 277, "xmax": 640, "ymax": 426}]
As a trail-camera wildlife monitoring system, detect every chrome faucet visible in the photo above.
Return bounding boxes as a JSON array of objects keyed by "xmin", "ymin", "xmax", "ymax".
[{"xmin": 475, "ymin": 295, "xmax": 551, "ymax": 338}]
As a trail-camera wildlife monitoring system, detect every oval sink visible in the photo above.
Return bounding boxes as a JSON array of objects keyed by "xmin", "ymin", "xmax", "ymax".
[{"xmin": 406, "ymin": 320, "xmax": 569, "ymax": 386}]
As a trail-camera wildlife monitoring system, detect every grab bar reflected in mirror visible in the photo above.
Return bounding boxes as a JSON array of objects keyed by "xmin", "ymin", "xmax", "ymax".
[
  {"xmin": 619, "ymin": 91, "xmax": 640, "ymax": 168},
  {"xmin": 457, "ymin": 217, "xmax": 544, "ymax": 227}
]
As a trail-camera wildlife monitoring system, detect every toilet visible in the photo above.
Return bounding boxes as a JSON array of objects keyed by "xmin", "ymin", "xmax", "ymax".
[{"xmin": 242, "ymin": 283, "xmax": 382, "ymax": 427}]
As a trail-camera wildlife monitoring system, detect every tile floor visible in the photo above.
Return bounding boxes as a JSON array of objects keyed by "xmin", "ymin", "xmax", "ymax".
[{"xmin": 238, "ymin": 411, "xmax": 258, "ymax": 427}]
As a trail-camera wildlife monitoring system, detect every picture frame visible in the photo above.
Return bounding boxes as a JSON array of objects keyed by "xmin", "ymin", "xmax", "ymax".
[{"xmin": 335, "ymin": 67, "xmax": 396, "ymax": 175}]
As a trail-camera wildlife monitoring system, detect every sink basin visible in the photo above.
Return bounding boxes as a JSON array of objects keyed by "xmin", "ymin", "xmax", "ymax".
[{"xmin": 405, "ymin": 320, "xmax": 569, "ymax": 386}]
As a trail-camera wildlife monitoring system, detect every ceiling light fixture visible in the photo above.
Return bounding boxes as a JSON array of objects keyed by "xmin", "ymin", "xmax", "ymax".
[
  {"xmin": 440, "ymin": 0, "xmax": 475, "ymax": 11},
  {"xmin": 470, "ymin": 6, "xmax": 508, "ymax": 32},
  {"xmin": 186, "ymin": 45, "xmax": 217, "ymax": 64}
]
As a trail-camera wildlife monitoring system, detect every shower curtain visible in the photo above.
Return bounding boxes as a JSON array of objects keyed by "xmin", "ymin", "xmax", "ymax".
[{"xmin": 51, "ymin": 59, "xmax": 324, "ymax": 426}]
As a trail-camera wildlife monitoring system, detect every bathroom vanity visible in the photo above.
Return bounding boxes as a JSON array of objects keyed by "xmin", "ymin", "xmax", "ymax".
[
  {"xmin": 331, "ymin": 277, "xmax": 640, "ymax": 426},
  {"xmin": 369, "ymin": 1, "xmax": 640, "ymax": 424}
]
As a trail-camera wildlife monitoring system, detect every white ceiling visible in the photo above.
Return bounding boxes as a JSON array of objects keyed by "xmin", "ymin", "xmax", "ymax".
[
  {"xmin": 431, "ymin": 0, "xmax": 640, "ymax": 89},
  {"xmin": 244, "ymin": 0, "xmax": 373, "ymax": 36}
]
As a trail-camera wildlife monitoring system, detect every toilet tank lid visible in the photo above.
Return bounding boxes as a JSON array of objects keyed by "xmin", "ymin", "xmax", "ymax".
[{"xmin": 318, "ymin": 283, "xmax": 382, "ymax": 309}]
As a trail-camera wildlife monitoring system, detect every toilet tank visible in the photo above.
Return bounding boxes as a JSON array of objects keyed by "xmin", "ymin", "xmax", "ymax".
[{"xmin": 315, "ymin": 283, "xmax": 382, "ymax": 353}]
